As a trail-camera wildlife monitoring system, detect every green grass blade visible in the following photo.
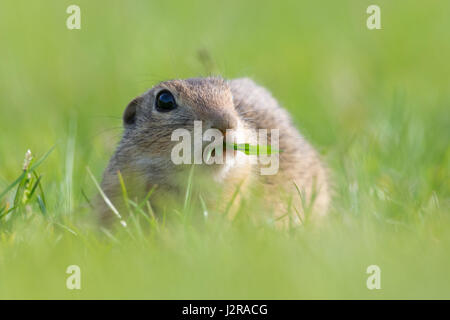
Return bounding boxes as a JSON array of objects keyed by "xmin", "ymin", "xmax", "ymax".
[
  {"xmin": 128, "ymin": 199, "xmax": 153, "ymax": 225},
  {"xmin": 37, "ymin": 195, "xmax": 47, "ymax": 215},
  {"xmin": 86, "ymin": 166, "xmax": 127, "ymax": 228},
  {"xmin": 53, "ymin": 222, "xmax": 78, "ymax": 236},
  {"xmin": 0, "ymin": 172, "xmax": 26, "ymax": 201},
  {"xmin": 199, "ymin": 194, "xmax": 209, "ymax": 220},
  {"xmin": 32, "ymin": 171, "xmax": 47, "ymax": 207},
  {"xmin": 13, "ymin": 177, "xmax": 26, "ymax": 209},
  {"xmin": 137, "ymin": 185, "xmax": 157, "ymax": 212},
  {"xmin": 117, "ymin": 170, "xmax": 131, "ymax": 213},
  {"xmin": 224, "ymin": 142, "xmax": 280, "ymax": 155},
  {"xmin": 29, "ymin": 145, "xmax": 56, "ymax": 172},
  {"xmin": 0, "ymin": 146, "xmax": 55, "ymax": 201},
  {"xmin": 27, "ymin": 175, "xmax": 42, "ymax": 200},
  {"xmin": 224, "ymin": 179, "xmax": 245, "ymax": 218},
  {"xmin": 184, "ymin": 165, "xmax": 195, "ymax": 211},
  {"xmin": 0, "ymin": 206, "xmax": 17, "ymax": 219}
]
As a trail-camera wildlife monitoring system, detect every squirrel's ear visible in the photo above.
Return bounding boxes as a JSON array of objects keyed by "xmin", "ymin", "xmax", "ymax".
[{"xmin": 123, "ymin": 97, "xmax": 142, "ymax": 126}]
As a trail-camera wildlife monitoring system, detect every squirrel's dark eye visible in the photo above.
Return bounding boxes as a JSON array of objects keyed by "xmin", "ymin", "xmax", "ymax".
[{"xmin": 155, "ymin": 90, "xmax": 177, "ymax": 112}]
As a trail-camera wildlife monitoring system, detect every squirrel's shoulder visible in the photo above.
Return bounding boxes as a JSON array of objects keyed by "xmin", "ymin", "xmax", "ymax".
[{"xmin": 228, "ymin": 77, "xmax": 294, "ymax": 130}]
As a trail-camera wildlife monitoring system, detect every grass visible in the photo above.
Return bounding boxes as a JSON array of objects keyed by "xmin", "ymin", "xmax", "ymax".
[
  {"xmin": 225, "ymin": 142, "xmax": 280, "ymax": 155},
  {"xmin": 0, "ymin": 0, "xmax": 449, "ymax": 299}
]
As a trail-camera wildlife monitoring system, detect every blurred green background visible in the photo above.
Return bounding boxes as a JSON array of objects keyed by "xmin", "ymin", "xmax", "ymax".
[{"xmin": 0, "ymin": 0, "xmax": 449, "ymax": 299}]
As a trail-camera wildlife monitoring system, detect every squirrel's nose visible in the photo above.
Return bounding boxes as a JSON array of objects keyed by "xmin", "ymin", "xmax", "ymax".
[{"xmin": 210, "ymin": 113, "xmax": 238, "ymax": 135}]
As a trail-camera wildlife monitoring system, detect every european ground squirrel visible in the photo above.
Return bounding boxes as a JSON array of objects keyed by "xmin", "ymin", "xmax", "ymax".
[{"xmin": 100, "ymin": 77, "xmax": 330, "ymax": 227}]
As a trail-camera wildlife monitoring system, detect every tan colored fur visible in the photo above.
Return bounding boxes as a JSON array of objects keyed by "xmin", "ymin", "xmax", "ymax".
[{"xmin": 99, "ymin": 77, "xmax": 330, "ymax": 226}]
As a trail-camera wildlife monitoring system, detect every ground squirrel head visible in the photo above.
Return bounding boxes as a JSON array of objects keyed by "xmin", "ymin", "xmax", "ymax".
[
  {"xmin": 117, "ymin": 77, "xmax": 251, "ymax": 185},
  {"xmin": 125, "ymin": 77, "xmax": 237, "ymax": 128}
]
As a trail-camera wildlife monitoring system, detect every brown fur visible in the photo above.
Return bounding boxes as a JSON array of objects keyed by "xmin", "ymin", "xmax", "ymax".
[{"xmin": 99, "ymin": 77, "xmax": 330, "ymax": 227}]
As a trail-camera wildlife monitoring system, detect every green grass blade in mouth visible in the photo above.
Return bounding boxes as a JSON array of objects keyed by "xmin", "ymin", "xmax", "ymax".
[{"xmin": 224, "ymin": 142, "xmax": 280, "ymax": 155}]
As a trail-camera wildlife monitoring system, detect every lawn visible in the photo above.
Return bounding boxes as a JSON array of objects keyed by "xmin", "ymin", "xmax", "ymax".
[{"xmin": 0, "ymin": 0, "xmax": 449, "ymax": 299}]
